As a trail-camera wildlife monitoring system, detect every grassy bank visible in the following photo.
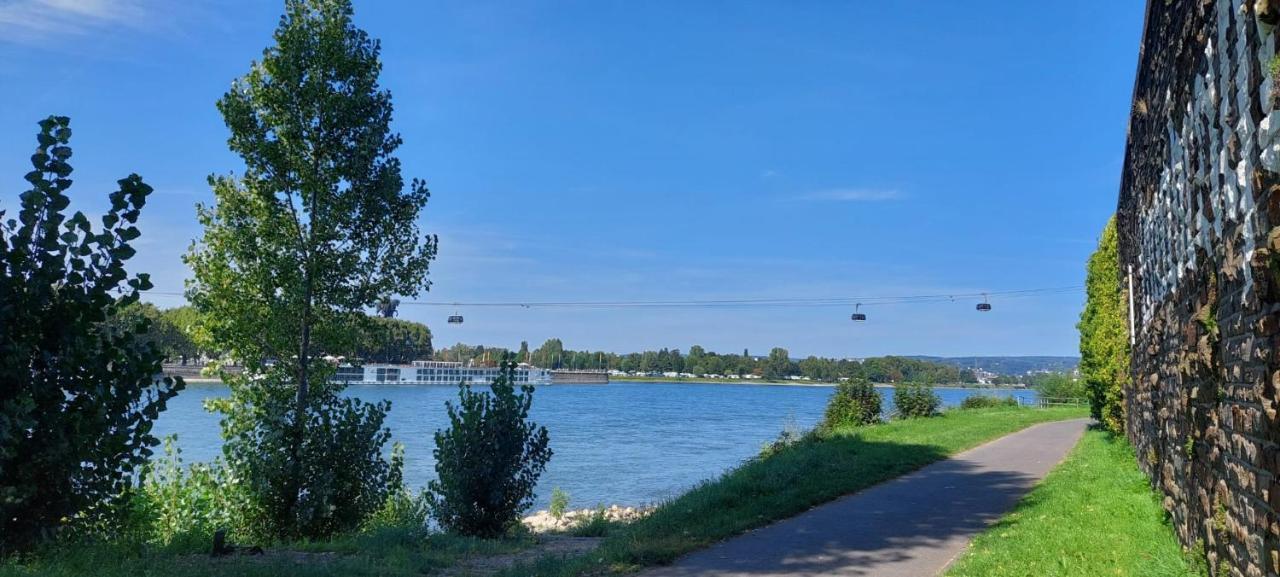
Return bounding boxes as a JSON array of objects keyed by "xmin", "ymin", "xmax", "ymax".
[
  {"xmin": 0, "ymin": 529, "xmax": 535, "ymax": 577},
  {"xmin": 2, "ymin": 406, "xmax": 1088, "ymax": 577},
  {"xmin": 946, "ymin": 429, "xmax": 1204, "ymax": 577},
  {"xmin": 504, "ymin": 405, "xmax": 1088, "ymax": 576}
]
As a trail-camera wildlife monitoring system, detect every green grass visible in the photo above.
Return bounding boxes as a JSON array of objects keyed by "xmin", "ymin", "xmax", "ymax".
[
  {"xmin": 0, "ymin": 528, "xmax": 532, "ymax": 577},
  {"xmin": 501, "ymin": 405, "xmax": 1088, "ymax": 576},
  {"xmin": 946, "ymin": 428, "xmax": 1206, "ymax": 577}
]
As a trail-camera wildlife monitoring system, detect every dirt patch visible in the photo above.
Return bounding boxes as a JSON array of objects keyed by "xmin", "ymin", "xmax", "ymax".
[{"xmin": 441, "ymin": 535, "xmax": 601, "ymax": 576}]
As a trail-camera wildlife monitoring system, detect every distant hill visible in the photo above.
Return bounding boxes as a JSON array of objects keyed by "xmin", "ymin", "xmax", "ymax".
[{"xmin": 906, "ymin": 356, "xmax": 1079, "ymax": 375}]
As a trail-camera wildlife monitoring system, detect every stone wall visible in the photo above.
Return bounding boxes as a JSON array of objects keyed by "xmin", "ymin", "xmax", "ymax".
[{"xmin": 1117, "ymin": 1, "xmax": 1280, "ymax": 575}]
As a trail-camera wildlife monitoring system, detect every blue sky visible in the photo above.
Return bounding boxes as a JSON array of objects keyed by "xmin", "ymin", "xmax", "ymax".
[{"xmin": 0, "ymin": 1, "xmax": 1143, "ymax": 358}]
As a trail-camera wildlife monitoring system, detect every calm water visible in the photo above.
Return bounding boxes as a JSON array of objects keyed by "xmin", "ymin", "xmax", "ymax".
[{"xmin": 152, "ymin": 382, "xmax": 1037, "ymax": 509}]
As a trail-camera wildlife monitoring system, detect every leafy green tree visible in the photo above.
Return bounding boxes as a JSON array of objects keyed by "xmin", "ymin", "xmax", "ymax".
[
  {"xmin": 185, "ymin": 0, "xmax": 435, "ymax": 539},
  {"xmin": 429, "ymin": 358, "xmax": 552, "ymax": 537},
  {"xmin": 764, "ymin": 347, "xmax": 794, "ymax": 380},
  {"xmin": 0, "ymin": 117, "xmax": 183, "ymax": 551},
  {"xmin": 356, "ymin": 316, "xmax": 433, "ymax": 363},
  {"xmin": 1078, "ymin": 217, "xmax": 1129, "ymax": 433}
]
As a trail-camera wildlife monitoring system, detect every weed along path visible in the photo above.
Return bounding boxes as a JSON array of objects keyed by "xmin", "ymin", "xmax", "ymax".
[{"xmin": 639, "ymin": 418, "xmax": 1090, "ymax": 577}]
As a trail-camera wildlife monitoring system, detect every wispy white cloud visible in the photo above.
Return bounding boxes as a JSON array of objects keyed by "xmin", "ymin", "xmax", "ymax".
[
  {"xmin": 794, "ymin": 188, "xmax": 901, "ymax": 202},
  {"xmin": 0, "ymin": 0, "xmax": 154, "ymax": 45}
]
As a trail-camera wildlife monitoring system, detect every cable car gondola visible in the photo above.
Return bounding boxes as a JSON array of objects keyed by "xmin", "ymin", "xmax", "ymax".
[
  {"xmin": 976, "ymin": 294, "xmax": 992, "ymax": 312},
  {"xmin": 850, "ymin": 303, "xmax": 866, "ymax": 322},
  {"xmin": 447, "ymin": 315, "xmax": 464, "ymax": 324}
]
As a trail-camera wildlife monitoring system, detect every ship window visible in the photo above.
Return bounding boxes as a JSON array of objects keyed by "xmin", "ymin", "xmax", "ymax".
[
  {"xmin": 335, "ymin": 366, "xmax": 364, "ymax": 382},
  {"xmin": 376, "ymin": 368, "xmax": 400, "ymax": 382}
]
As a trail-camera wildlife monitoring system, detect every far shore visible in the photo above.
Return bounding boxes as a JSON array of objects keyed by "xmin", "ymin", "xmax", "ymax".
[{"xmin": 171, "ymin": 374, "xmax": 1030, "ymax": 390}]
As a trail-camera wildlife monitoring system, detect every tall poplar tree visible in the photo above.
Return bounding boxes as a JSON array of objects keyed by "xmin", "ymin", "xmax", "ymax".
[{"xmin": 185, "ymin": 0, "xmax": 436, "ymax": 538}]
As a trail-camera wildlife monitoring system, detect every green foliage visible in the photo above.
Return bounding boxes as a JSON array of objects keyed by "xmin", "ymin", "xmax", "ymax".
[
  {"xmin": 428, "ymin": 359, "xmax": 552, "ymax": 538},
  {"xmin": 959, "ymin": 395, "xmax": 1020, "ymax": 410},
  {"xmin": 185, "ymin": 0, "xmax": 435, "ymax": 540},
  {"xmin": 822, "ymin": 378, "xmax": 882, "ymax": 428},
  {"xmin": 355, "ymin": 316, "xmax": 433, "ymax": 364},
  {"xmin": 106, "ymin": 302, "xmax": 204, "ymax": 362},
  {"xmin": 893, "ymin": 383, "xmax": 941, "ymax": 418},
  {"xmin": 763, "ymin": 347, "xmax": 794, "ymax": 380},
  {"xmin": 127, "ymin": 437, "xmax": 244, "ymax": 550},
  {"xmin": 568, "ymin": 506, "xmax": 611, "ymax": 538},
  {"xmin": 549, "ymin": 488, "xmax": 570, "ymax": 521},
  {"xmin": 360, "ymin": 473, "xmax": 430, "ymax": 538},
  {"xmin": 204, "ymin": 372, "xmax": 404, "ymax": 540},
  {"xmin": 1078, "ymin": 217, "xmax": 1130, "ymax": 434},
  {"xmin": 0, "ymin": 116, "xmax": 183, "ymax": 552},
  {"xmin": 1033, "ymin": 372, "xmax": 1088, "ymax": 400}
]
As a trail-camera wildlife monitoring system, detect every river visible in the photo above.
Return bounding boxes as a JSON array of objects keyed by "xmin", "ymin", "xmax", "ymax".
[{"xmin": 152, "ymin": 381, "xmax": 1038, "ymax": 509}]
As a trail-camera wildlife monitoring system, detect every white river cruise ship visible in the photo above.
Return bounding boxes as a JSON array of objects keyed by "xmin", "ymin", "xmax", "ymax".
[{"xmin": 332, "ymin": 360, "xmax": 553, "ymax": 386}]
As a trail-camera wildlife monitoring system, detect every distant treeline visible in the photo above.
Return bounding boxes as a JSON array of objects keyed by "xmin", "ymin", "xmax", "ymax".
[
  {"xmin": 435, "ymin": 338, "xmax": 979, "ymax": 384},
  {"xmin": 117, "ymin": 303, "xmax": 433, "ymax": 365}
]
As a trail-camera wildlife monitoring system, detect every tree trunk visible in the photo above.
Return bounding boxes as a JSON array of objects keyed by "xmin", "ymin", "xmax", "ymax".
[{"xmin": 289, "ymin": 272, "xmax": 314, "ymax": 532}]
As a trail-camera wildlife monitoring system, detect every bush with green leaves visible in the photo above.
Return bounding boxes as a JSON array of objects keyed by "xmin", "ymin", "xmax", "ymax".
[
  {"xmin": 428, "ymin": 359, "xmax": 552, "ymax": 538},
  {"xmin": 0, "ymin": 116, "xmax": 183, "ymax": 552},
  {"xmin": 822, "ymin": 377, "xmax": 882, "ymax": 428},
  {"xmin": 360, "ymin": 456, "xmax": 430, "ymax": 538},
  {"xmin": 893, "ymin": 383, "xmax": 941, "ymax": 418},
  {"xmin": 126, "ymin": 437, "xmax": 244, "ymax": 550},
  {"xmin": 205, "ymin": 371, "xmax": 404, "ymax": 540},
  {"xmin": 959, "ymin": 395, "xmax": 1020, "ymax": 410}
]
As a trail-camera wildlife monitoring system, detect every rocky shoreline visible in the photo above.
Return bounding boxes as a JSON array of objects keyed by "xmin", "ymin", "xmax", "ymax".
[{"xmin": 521, "ymin": 505, "xmax": 650, "ymax": 533}]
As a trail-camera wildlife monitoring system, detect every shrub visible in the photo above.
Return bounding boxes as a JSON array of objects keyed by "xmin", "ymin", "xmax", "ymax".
[
  {"xmin": 822, "ymin": 378, "xmax": 882, "ymax": 428},
  {"xmin": 549, "ymin": 488, "xmax": 570, "ymax": 520},
  {"xmin": 206, "ymin": 370, "xmax": 404, "ymax": 541},
  {"xmin": 0, "ymin": 116, "xmax": 183, "ymax": 552},
  {"xmin": 428, "ymin": 359, "xmax": 552, "ymax": 537},
  {"xmin": 361, "ymin": 455, "xmax": 430, "ymax": 538},
  {"xmin": 959, "ymin": 395, "xmax": 1020, "ymax": 410},
  {"xmin": 128, "ymin": 436, "xmax": 245, "ymax": 550},
  {"xmin": 893, "ymin": 383, "xmax": 941, "ymax": 418}
]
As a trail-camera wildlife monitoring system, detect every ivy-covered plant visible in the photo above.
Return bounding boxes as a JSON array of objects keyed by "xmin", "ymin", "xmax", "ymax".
[
  {"xmin": 1077, "ymin": 216, "xmax": 1130, "ymax": 434},
  {"xmin": 429, "ymin": 358, "xmax": 552, "ymax": 537},
  {"xmin": 0, "ymin": 116, "xmax": 183, "ymax": 552}
]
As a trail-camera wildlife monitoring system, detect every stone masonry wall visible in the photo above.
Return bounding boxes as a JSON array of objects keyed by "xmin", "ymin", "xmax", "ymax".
[{"xmin": 1117, "ymin": 1, "xmax": 1280, "ymax": 575}]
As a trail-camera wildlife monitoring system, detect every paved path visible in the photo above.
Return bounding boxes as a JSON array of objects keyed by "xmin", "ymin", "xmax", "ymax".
[{"xmin": 641, "ymin": 418, "xmax": 1090, "ymax": 577}]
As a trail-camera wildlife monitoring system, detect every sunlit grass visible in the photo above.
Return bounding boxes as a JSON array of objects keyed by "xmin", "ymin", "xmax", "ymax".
[
  {"xmin": 501, "ymin": 405, "xmax": 1089, "ymax": 576},
  {"xmin": 946, "ymin": 428, "xmax": 1206, "ymax": 577}
]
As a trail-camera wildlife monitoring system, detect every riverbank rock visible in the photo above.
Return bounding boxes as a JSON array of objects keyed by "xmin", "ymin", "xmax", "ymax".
[{"xmin": 522, "ymin": 505, "xmax": 651, "ymax": 533}]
